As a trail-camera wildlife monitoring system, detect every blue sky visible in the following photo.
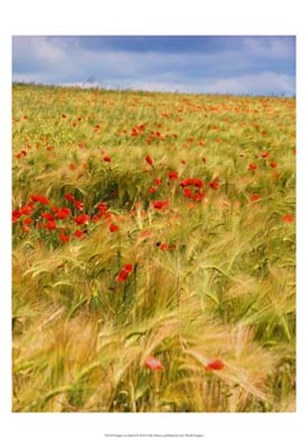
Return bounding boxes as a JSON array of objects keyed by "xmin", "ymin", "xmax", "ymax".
[{"xmin": 12, "ymin": 36, "xmax": 295, "ymax": 96}]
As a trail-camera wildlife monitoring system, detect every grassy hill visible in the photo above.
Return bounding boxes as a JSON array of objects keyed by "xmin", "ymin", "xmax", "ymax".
[{"xmin": 12, "ymin": 84, "xmax": 296, "ymax": 412}]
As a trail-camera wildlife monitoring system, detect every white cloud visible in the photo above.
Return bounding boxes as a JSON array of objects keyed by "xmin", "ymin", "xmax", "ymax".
[
  {"xmin": 202, "ymin": 72, "xmax": 294, "ymax": 96},
  {"xmin": 13, "ymin": 36, "xmax": 72, "ymax": 72},
  {"xmin": 12, "ymin": 36, "xmax": 295, "ymax": 96},
  {"xmin": 242, "ymin": 36, "xmax": 295, "ymax": 60}
]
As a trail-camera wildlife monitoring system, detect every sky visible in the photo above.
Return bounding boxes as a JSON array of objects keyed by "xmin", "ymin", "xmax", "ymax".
[{"xmin": 12, "ymin": 35, "xmax": 295, "ymax": 96}]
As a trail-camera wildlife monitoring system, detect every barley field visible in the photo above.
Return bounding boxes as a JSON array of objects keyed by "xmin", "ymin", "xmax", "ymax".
[{"xmin": 12, "ymin": 84, "xmax": 296, "ymax": 412}]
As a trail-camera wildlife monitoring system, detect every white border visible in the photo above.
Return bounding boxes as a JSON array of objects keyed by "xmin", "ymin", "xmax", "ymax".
[{"xmin": 1, "ymin": 1, "xmax": 307, "ymax": 447}]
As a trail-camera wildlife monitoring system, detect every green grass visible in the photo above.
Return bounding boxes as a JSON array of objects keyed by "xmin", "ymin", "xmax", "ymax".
[{"xmin": 12, "ymin": 84, "xmax": 296, "ymax": 412}]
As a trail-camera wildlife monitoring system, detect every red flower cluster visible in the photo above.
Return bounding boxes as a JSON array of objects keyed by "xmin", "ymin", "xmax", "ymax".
[
  {"xmin": 54, "ymin": 207, "xmax": 71, "ymax": 219},
  {"xmin": 180, "ymin": 178, "xmax": 205, "ymax": 202},
  {"xmin": 12, "ymin": 203, "xmax": 35, "ymax": 223},
  {"xmin": 92, "ymin": 202, "xmax": 108, "ymax": 222},
  {"xmin": 131, "ymin": 123, "xmax": 146, "ymax": 137},
  {"xmin": 180, "ymin": 178, "xmax": 204, "ymax": 189},
  {"xmin": 13, "ymin": 191, "xmax": 110, "ymax": 245},
  {"xmin": 183, "ymin": 188, "xmax": 206, "ymax": 202},
  {"xmin": 15, "ymin": 149, "xmax": 28, "ymax": 159},
  {"xmin": 30, "ymin": 194, "xmax": 50, "ymax": 205},
  {"xmin": 64, "ymin": 193, "xmax": 84, "ymax": 211}
]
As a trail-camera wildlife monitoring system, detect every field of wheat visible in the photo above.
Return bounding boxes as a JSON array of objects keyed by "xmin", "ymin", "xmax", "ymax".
[{"xmin": 12, "ymin": 84, "xmax": 295, "ymax": 412}]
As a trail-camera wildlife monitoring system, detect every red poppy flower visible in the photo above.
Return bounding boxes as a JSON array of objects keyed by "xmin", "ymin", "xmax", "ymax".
[
  {"xmin": 145, "ymin": 155, "xmax": 154, "ymax": 166},
  {"xmin": 39, "ymin": 195, "xmax": 49, "ymax": 205},
  {"xmin": 123, "ymin": 263, "xmax": 132, "ymax": 272},
  {"xmin": 20, "ymin": 205, "xmax": 34, "ymax": 216},
  {"xmin": 148, "ymin": 186, "xmax": 158, "ymax": 194},
  {"xmin": 109, "ymin": 223, "xmax": 120, "ymax": 232},
  {"xmin": 152, "ymin": 200, "xmax": 169, "ymax": 210},
  {"xmin": 145, "ymin": 356, "xmax": 164, "ymax": 371},
  {"xmin": 59, "ymin": 233, "xmax": 70, "ymax": 242},
  {"xmin": 103, "ymin": 155, "xmax": 111, "ymax": 162},
  {"xmin": 180, "ymin": 178, "xmax": 203, "ymax": 189},
  {"xmin": 168, "ymin": 171, "xmax": 179, "ymax": 180},
  {"xmin": 64, "ymin": 193, "xmax": 75, "ymax": 202},
  {"xmin": 282, "ymin": 214, "xmax": 295, "ymax": 223},
  {"xmin": 23, "ymin": 217, "xmax": 33, "ymax": 225},
  {"xmin": 205, "ymin": 358, "xmax": 224, "ymax": 371},
  {"xmin": 116, "ymin": 264, "xmax": 134, "ymax": 282},
  {"xmin": 250, "ymin": 193, "xmax": 261, "ymax": 202},
  {"xmin": 96, "ymin": 202, "xmax": 108, "ymax": 214},
  {"xmin": 56, "ymin": 208, "xmax": 71, "ymax": 219},
  {"xmin": 139, "ymin": 229, "xmax": 152, "ymax": 239},
  {"xmin": 269, "ymin": 161, "xmax": 277, "ymax": 169},
  {"xmin": 193, "ymin": 191, "xmax": 206, "ymax": 202},
  {"xmin": 159, "ymin": 243, "xmax": 170, "ymax": 251},
  {"xmin": 30, "ymin": 194, "xmax": 49, "ymax": 205},
  {"xmin": 12, "ymin": 209, "xmax": 22, "ymax": 223},
  {"xmin": 74, "ymin": 214, "xmax": 90, "ymax": 225},
  {"xmin": 73, "ymin": 229, "xmax": 85, "ymax": 239},
  {"xmin": 41, "ymin": 212, "xmax": 55, "ymax": 221},
  {"xmin": 154, "ymin": 178, "xmax": 162, "ymax": 185},
  {"xmin": 183, "ymin": 187, "xmax": 194, "ymax": 199},
  {"xmin": 72, "ymin": 200, "xmax": 83, "ymax": 211},
  {"xmin": 209, "ymin": 180, "xmax": 219, "ymax": 190},
  {"xmin": 45, "ymin": 221, "xmax": 57, "ymax": 230},
  {"xmin": 180, "ymin": 178, "xmax": 191, "ymax": 188},
  {"xmin": 261, "ymin": 151, "xmax": 270, "ymax": 158},
  {"xmin": 247, "ymin": 163, "xmax": 257, "ymax": 171},
  {"xmin": 131, "ymin": 127, "xmax": 139, "ymax": 137}
]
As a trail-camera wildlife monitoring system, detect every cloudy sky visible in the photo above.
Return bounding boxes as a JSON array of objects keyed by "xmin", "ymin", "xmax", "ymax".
[{"xmin": 12, "ymin": 36, "xmax": 295, "ymax": 96}]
